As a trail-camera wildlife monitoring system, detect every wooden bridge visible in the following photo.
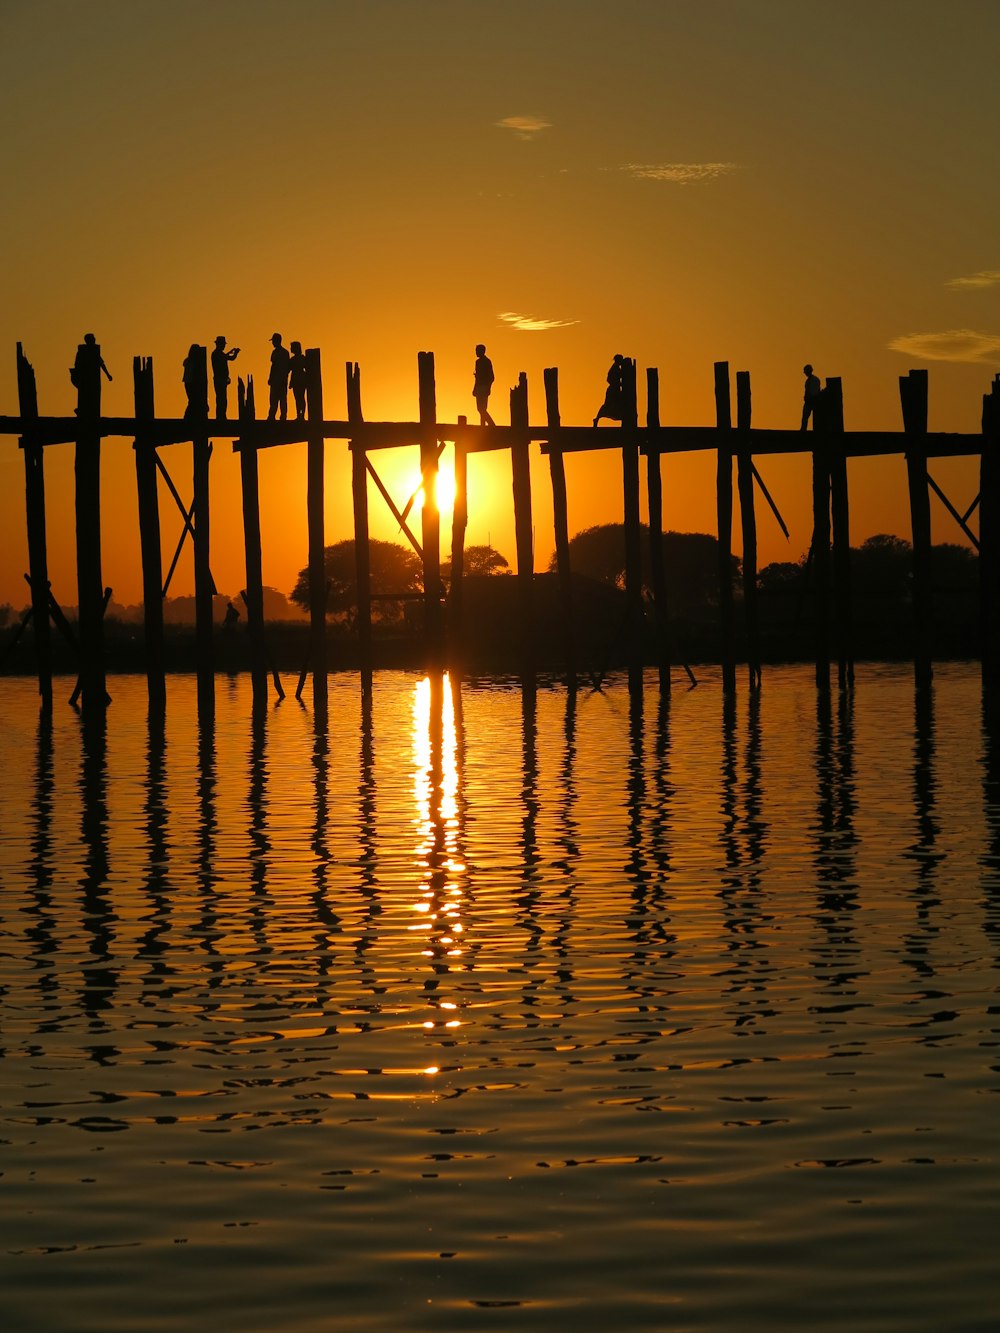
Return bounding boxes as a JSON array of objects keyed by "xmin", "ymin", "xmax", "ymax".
[{"xmin": 3, "ymin": 341, "xmax": 1000, "ymax": 717}]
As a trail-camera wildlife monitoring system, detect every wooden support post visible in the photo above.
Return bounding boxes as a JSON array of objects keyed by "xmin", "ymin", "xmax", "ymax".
[
  {"xmin": 17, "ymin": 344, "xmax": 52, "ymax": 712},
  {"xmin": 645, "ymin": 368, "xmax": 670, "ymax": 695},
  {"xmin": 449, "ymin": 414, "xmax": 469, "ymax": 637},
  {"xmin": 736, "ymin": 370, "xmax": 761, "ymax": 689},
  {"xmin": 132, "ymin": 356, "xmax": 165, "ymax": 712},
  {"xmin": 827, "ymin": 377, "xmax": 854, "ymax": 690},
  {"xmin": 714, "ymin": 361, "xmax": 736, "ymax": 693},
  {"xmin": 812, "ymin": 390, "xmax": 832, "ymax": 694},
  {"xmin": 544, "ymin": 368, "xmax": 575, "ymax": 687},
  {"xmin": 238, "ymin": 376, "xmax": 268, "ymax": 708},
  {"xmin": 901, "ymin": 369, "xmax": 932, "ymax": 691},
  {"xmin": 190, "ymin": 345, "xmax": 213, "ymax": 717},
  {"xmin": 306, "ymin": 348, "xmax": 327, "ymax": 709},
  {"xmin": 510, "ymin": 371, "xmax": 534, "ymax": 676},
  {"xmin": 981, "ymin": 374, "xmax": 1000, "ymax": 702},
  {"xmin": 418, "ymin": 351, "xmax": 443, "ymax": 661},
  {"xmin": 622, "ymin": 357, "xmax": 643, "ymax": 697},
  {"xmin": 348, "ymin": 361, "xmax": 371, "ymax": 691},
  {"xmin": 72, "ymin": 335, "xmax": 108, "ymax": 714}
]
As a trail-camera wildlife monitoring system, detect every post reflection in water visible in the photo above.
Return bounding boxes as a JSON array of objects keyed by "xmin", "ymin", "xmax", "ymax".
[
  {"xmin": 79, "ymin": 710, "xmax": 115, "ymax": 1032},
  {"xmin": 137, "ymin": 708, "xmax": 170, "ymax": 998},
  {"xmin": 25, "ymin": 713, "xmax": 56, "ymax": 1044},
  {"xmin": 811, "ymin": 689, "xmax": 861, "ymax": 1001}
]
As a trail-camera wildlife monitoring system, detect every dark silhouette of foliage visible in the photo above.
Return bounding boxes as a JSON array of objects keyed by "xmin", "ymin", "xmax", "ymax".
[
  {"xmin": 445, "ymin": 544, "xmax": 510, "ymax": 578},
  {"xmin": 549, "ymin": 523, "xmax": 739, "ymax": 612},
  {"xmin": 853, "ymin": 533, "xmax": 912, "ymax": 601},
  {"xmin": 758, "ymin": 559, "xmax": 806, "ymax": 593},
  {"xmin": 290, "ymin": 538, "xmax": 421, "ymax": 621}
]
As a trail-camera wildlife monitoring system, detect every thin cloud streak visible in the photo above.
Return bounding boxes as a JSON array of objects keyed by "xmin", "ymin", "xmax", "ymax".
[
  {"xmin": 496, "ymin": 115, "xmax": 551, "ymax": 139},
  {"xmin": 498, "ymin": 311, "xmax": 579, "ymax": 332},
  {"xmin": 888, "ymin": 329, "xmax": 1000, "ymax": 364},
  {"xmin": 622, "ymin": 162, "xmax": 741, "ymax": 184},
  {"xmin": 947, "ymin": 270, "xmax": 1000, "ymax": 289}
]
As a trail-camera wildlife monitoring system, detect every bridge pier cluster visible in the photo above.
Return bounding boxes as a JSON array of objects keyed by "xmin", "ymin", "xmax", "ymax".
[{"xmin": 3, "ymin": 341, "xmax": 999, "ymax": 719}]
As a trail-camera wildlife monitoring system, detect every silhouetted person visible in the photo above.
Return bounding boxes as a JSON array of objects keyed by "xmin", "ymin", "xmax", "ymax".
[
  {"xmin": 289, "ymin": 341, "xmax": 308, "ymax": 421},
  {"xmin": 70, "ymin": 333, "xmax": 112, "ymax": 415},
  {"xmin": 268, "ymin": 333, "xmax": 291, "ymax": 421},
  {"xmin": 223, "ymin": 599, "xmax": 241, "ymax": 632},
  {"xmin": 801, "ymin": 363, "xmax": 821, "ymax": 431},
  {"xmin": 473, "ymin": 343, "xmax": 495, "ymax": 426},
  {"xmin": 211, "ymin": 336, "xmax": 240, "ymax": 420},
  {"xmin": 594, "ymin": 354, "xmax": 625, "ymax": 426},
  {"xmin": 182, "ymin": 344, "xmax": 208, "ymax": 419}
]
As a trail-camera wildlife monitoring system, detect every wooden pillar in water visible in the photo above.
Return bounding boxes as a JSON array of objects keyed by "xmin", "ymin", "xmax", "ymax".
[
  {"xmin": 449, "ymin": 414, "xmax": 469, "ymax": 638},
  {"xmin": 735, "ymin": 370, "xmax": 761, "ymax": 689},
  {"xmin": 17, "ymin": 343, "xmax": 52, "ymax": 712},
  {"xmin": 133, "ymin": 356, "xmax": 165, "ymax": 712},
  {"xmin": 645, "ymin": 367, "xmax": 670, "ymax": 695},
  {"xmin": 73, "ymin": 335, "xmax": 107, "ymax": 714},
  {"xmin": 190, "ymin": 345, "xmax": 214, "ymax": 717},
  {"xmin": 306, "ymin": 348, "xmax": 328, "ymax": 708},
  {"xmin": 544, "ymin": 368, "xmax": 575, "ymax": 687},
  {"xmin": 812, "ymin": 393, "xmax": 832, "ymax": 694},
  {"xmin": 348, "ymin": 361, "xmax": 371, "ymax": 692},
  {"xmin": 980, "ymin": 375, "xmax": 1000, "ymax": 702},
  {"xmin": 901, "ymin": 368, "xmax": 932, "ymax": 691},
  {"xmin": 714, "ymin": 361, "xmax": 736, "ymax": 693},
  {"xmin": 238, "ymin": 376, "xmax": 268, "ymax": 709},
  {"xmin": 510, "ymin": 371, "xmax": 534, "ymax": 676},
  {"xmin": 622, "ymin": 357, "xmax": 643, "ymax": 697},
  {"xmin": 827, "ymin": 377, "xmax": 854, "ymax": 690},
  {"xmin": 418, "ymin": 352, "xmax": 443, "ymax": 662}
]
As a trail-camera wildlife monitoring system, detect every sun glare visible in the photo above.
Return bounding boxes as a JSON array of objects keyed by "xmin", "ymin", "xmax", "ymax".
[{"xmin": 411, "ymin": 460, "xmax": 456, "ymax": 520}]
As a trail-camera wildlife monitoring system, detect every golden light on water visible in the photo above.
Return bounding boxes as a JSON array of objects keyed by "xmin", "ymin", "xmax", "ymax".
[{"xmin": 410, "ymin": 673, "xmax": 464, "ymax": 1064}]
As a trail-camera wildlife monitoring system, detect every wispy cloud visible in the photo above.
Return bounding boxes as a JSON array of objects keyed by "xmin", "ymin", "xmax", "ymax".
[
  {"xmin": 946, "ymin": 270, "xmax": 1000, "ymax": 290},
  {"xmin": 888, "ymin": 329, "xmax": 1000, "ymax": 364},
  {"xmin": 498, "ymin": 311, "xmax": 579, "ymax": 332},
  {"xmin": 622, "ymin": 162, "xmax": 741, "ymax": 184},
  {"xmin": 496, "ymin": 115, "xmax": 551, "ymax": 139}
]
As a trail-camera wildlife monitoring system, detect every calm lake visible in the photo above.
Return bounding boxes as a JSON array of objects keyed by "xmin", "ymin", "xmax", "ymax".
[{"xmin": 1, "ymin": 665, "xmax": 999, "ymax": 1331}]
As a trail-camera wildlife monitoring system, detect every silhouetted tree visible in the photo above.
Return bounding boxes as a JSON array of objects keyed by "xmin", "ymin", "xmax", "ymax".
[
  {"xmin": 550, "ymin": 523, "xmax": 738, "ymax": 613},
  {"xmin": 759, "ymin": 559, "xmax": 806, "ymax": 593},
  {"xmin": 446, "ymin": 544, "xmax": 510, "ymax": 577},
  {"xmin": 290, "ymin": 538, "xmax": 421, "ymax": 622},
  {"xmin": 853, "ymin": 533, "xmax": 912, "ymax": 601},
  {"xmin": 930, "ymin": 541, "xmax": 977, "ymax": 591},
  {"xmin": 0, "ymin": 603, "xmax": 12, "ymax": 630}
]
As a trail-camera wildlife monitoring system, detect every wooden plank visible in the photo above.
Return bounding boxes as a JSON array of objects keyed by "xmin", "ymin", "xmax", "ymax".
[
  {"xmin": 645, "ymin": 367, "xmax": 670, "ymax": 693},
  {"xmin": 980, "ymin": 374, "xmax": 1000, "ymax": 700},
  {"xmin": 17, "ymin": 343, "xmax": 52, "ymax": 712},
  {"xmin": 621, "ymin": 357, "xmax": 643, "ymax": 697},
  {"xmin": 812, "ymin": 388, "xmax": 832, "ymax": 693},
  {"xmin": 714, "ymin": 361, "xmax": 736, "ymax": 693},
  {"xmin": 188, "ymin": 345, "xmax": 214, "ymax": 717},
  {"xmin": 544, "ymin": 368, "xmax": 575, "ymax": 687},
  {"xmin": 510, "ymin": 371, "xmax": 534, "ymax": 676},
  {"xmin": 238, "ymin": 374, "xmax": 268, "ymax": 708},
  {"xmin": 902, "ymin": 369, "xmax": 932, "ymax": 690},
  {"xmin": 827, "ymin": 378, "xmax": 854, "ymax": 690},
  {"xmin": 449, "ymin": 415, "xmax": 469, "ymax": 636},
  {"xmin": 132, "ymin": 355, "xmax": 165, "ymax": 711},
  {"xmin": 306, "ymin": 348, "xmax": 327, "ymax": 709},
  {"xmin": 736, "ymin": 370, "xmax": 761, "ymax": 690},
  {"xmin": 72, "ymin": 336, "xmax": 108, "ymax": 714},
  {"xmin": 418, "ymin": 352, "xmax": 443, "ymax": 659},
  {"xmin": 348, "ymin": 361, "xmax": 372, "ymax": 691}
]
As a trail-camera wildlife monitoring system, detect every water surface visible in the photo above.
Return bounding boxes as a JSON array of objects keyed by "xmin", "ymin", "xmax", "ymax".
[{"xmin": 1, "ymin": 666, "xmax": 998, "ymax": 1330}]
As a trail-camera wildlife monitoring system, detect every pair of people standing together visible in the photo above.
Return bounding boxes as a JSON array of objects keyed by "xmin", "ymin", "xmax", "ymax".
[{"xmin": 190, "ymin": 333, "xmax": 309, "ymax": 421}]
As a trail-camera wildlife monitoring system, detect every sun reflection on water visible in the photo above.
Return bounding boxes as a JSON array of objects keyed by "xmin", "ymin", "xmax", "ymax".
[{"xmin": 411, "ymin": 673, "xmax": 464, "ymax": 1066}]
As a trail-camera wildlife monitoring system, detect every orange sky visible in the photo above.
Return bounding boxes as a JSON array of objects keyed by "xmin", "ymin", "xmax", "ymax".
[{"xmin": 1, "ymin": 0, "xmax": 997, "ymax": 610}]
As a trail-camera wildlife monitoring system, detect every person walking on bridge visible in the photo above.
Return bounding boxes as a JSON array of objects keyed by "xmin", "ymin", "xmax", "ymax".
[{"xmin": 801, "ymin": 363, "xmax": 821, "ymax": 430}]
